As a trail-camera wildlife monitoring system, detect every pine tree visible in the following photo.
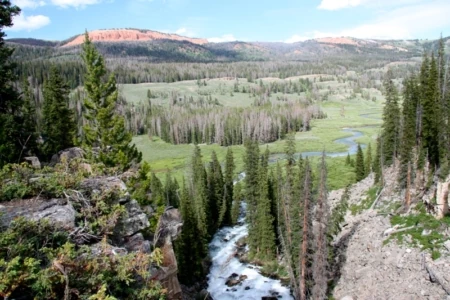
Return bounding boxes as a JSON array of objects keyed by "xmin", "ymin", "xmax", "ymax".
[
  {"xmin": 81, "ymin": 31, "xmax": 141, "ymax": 170},
  {"xmin": 355, "ymin": 143, "xmax": 365, "ymax": 181},
  {"xmin": 207, "ymin": 150, "xmax": 223, "ymax": 234},
  {"xmin": 398, "ymin": 76, "xmax": 419, "ymax": 187},
  {"xmin": 220, "ymin": 147, "xmax": 235, "ymax": 226},
  {"xmin": 373, "ymin": 136, "xmax": 383, "ymax": 184},
  {"xmin": 299, "ymin": 158, "xmax": 313, "ymax": 300},
  {"xmin": 381, "ymin": 69, "xmax": 400, "ymax": 166},
  {"xmin": 41, "ymin": 67, "xmax": 76, "ymax": 159},
  {"xmin": 365, "ymin": 143, "xmax": 372, "ymax": 176},
  {"xmin": 0, "ymin": 2, "xmax": 34, "ymax": 166},
  {"xmin": 244, "ymin": 139, "xmax": 260, "ymax": 251},
  {"xmin": 175, "ymin": 180, "xmax": 206, "ymax": 284},
  {"xmin": 190, "ymin": 145, "xmax": 209, "ymax": 239},
  {"xmin": 312, "ymin": 153, "xmax": 329, "ymax": 299},
  {"xmin": 252, "ymin": 147, "xmax": 276, "ymax": 260},
  {"xmin": 345, "ymin": 153, "xmax": 351, "ymax": 166},
  {"xmin": 20, "ymin": 77, "xmax": 39, "ymax": 158},
  {"xmin": 422, "ymin": 53, "xmax": 440, "ymax": 169}
]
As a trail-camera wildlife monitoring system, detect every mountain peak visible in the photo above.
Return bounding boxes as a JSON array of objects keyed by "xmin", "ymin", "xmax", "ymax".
[{"xmin": 62, "ymin": 28, "xmax": 208, "ymax": 47}]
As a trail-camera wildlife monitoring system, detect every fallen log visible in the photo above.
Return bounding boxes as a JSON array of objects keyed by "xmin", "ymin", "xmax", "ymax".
[{"xmin": 425, "ymin": 262, "xmax": 450, "ymax": 295}]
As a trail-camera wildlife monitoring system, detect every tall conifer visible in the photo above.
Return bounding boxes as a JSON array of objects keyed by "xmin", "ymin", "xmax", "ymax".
[
  {"xmin": 81, "ymin": 32, "xmax": 141, "ymax": 170},
  {"xmin": 41, "ymin": 67, "xmax": 76, "ymax": 159},
  {"xmin": 381, "ymin": 70, "xmax": 400, "ymax": 166},
  {"xmin": 355, "ymin": 144, "xmax": 365, "ymax": 181}
]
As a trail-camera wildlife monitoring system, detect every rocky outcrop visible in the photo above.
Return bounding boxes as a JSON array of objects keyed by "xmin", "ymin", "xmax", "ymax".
[
  {"xmin": 24, "ymin": 156, "xmax": 41, "ymax": 169},
  {"xmin": 436, "ymin": 175, "xmax": 450, "ymax": 219},
  {"xmin": 330, "ymin": 169, "xmax": 450, "ymax": 299},
  {"xmin": 0, "ymin": 198, "xmax": 75, "ymax": 228},
  {"xmin": 1, "ymin": 174, "xmax": 184, "ymax": 299},
  {"xmin": 152, "ymin": 208, "xmax": 183, "ymax": 299},
  {"xmin": 79, "ymin": 176, "xmax": 129, "ymax": 203},
  {"xmin": 118, "ymin": 200, "xmax": 150, "ymax": 237},
  {"xmin": 50, "ymin": 147, "xmax": 85, "ymax": 165},
  {"xmin": 62, "ymin": 29, "xmax": 208, "ymax": 47}
]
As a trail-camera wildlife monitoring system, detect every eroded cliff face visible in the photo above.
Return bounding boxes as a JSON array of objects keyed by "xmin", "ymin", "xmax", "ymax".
[
  {"xmin": 62, "ymin": 29, "xmax": 208, "ymax": 47},
  {"xmin": 0, "ymin": 173, "xmax": 184, "ymax": 299},
  {"xmin": 329, "ymin": 168, "xmax": 450, "ymax": 300}
]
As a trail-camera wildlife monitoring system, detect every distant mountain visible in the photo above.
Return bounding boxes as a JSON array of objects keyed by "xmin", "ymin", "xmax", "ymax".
[
  {"xmin": 61, "ymin": 29, "xmax": 208, "ymax": 47},
  {"xmin": 7, "ymin": 28, "xmax": 450, "ymax": 63}
]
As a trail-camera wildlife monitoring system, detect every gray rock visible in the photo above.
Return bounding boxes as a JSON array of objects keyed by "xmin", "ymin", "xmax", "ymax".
[
  {"xmin": 79, "ymin": 176, "xmax": 130, "ymax": 204},
  {"xmin": 154, "ymin": 208, "xmax": 182, "ymax": 247},
  {"xmin": 50, "ymin": 147, "xmax": 85, "ymax": 165},
  {"xmin": 118, "ymin": 200, "xmax": 150, "ymax": 237},
  {"xmin": 0, "ymin": 198, "xmax": 75, "ymax": 228},
  {"xmin": 123, "ymin": 232, "xmax": 151, "ymax": 253},
  {"xmin": 340, "ymin": 297, "xmax": 354, "ymax": 300},
  {"xmin": 24, "ymin": 156, "xmax": 41, "ymax": 169},
  {"xmin": 444, "ymin": 240, "xmax": 450, "ymax": 252}
]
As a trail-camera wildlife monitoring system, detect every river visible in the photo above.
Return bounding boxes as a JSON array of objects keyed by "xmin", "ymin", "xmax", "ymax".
[{"xmin": 207, "ymin": 121, "xmax": 379, "ymax": 299}]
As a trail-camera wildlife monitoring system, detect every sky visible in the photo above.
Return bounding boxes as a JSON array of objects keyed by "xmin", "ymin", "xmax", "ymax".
[{"xmin": 5, "ymin": 0, "xmax": 450, "ymax": 42}]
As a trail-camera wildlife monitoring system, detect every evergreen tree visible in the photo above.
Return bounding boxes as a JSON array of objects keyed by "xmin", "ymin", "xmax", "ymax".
[
  {"xmin": 20, "ymin": 77, "xmax": 39, "ymax": 157},
  {"xmin": 373, "ymin": 136, "xmax": 383, "ymax": 184},
  {"xmin": 190, "ymin": 145, "xmax": 209, "ymax": 239},
  {"xmin": 220, "ymin": 147, "xmax": 235, "ymax": 226},
  {"xmin": 398, "ymin": 76, "xmax": 419, "ymax": 187},
  {"xmin": 299, "ymin": 158, "xmax": 313, "ymax": 300},
  {"xmin": 207, "ymin": 150, "xmax": 223, "ymax": 234},
  {"xmin": 0, "ymin": 2, "xmax": 35, "ymax": 166},
  {"xmin": 345, "ymin": 153, "xmax": 351, "ymax": 166},
  {"xmin": 81, "ymin": 31, "xmax": 141, "ymax": 170},
  {"xmin": 365, "ymin": 143, "xmax": 372, "ymax": 176},
  {"xmin": 252, "ymin": 147, "xmax": 276, "ymax": 260},
  {"xmin": 41, "ymin": 67, "xmax": 76, "ymax": 159},
  {"xmin": 175, "ymin": 180, "xmax": 206, "ymax": 284},
  {"xmin": 244, "ymin": 139, "xmax": 260, "ymax": 251},
  {"xmin": 355, "ymin": 143, "xmax": 365, "ymax": 181},
  {"xmin": 381, "ymin": 70, "xmax": 400, "ymax": 166},
  {"xmin": 312, "ymin": 153, "xmax": 329, "ymax": 299},
  {"xmin": 422, "ymin": 53, "xmax": 440, "ymax": 169}
]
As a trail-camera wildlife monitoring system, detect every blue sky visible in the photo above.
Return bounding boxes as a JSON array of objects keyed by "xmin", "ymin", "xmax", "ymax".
[{"xmin": 5, "ymin": 0, "xmax": 450, "ymax": 42}]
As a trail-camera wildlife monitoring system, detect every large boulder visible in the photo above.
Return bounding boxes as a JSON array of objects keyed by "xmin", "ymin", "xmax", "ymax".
[
  {"xmin": 436, "ymin": 175, "xmax": 450, "ymax": 219},
  {"xmin": 118, "ymin": 200, "xmax": 150, "ymax": 237},
  {"xmin": 24, "ymin": 156, "xmax": 41, "ymax": 169},
  {"xmin": 79, "ymin": 176, "xmax": 130, "ymax": 204},
  {"xmin": 50, "ymin": 147, "xmax": 85, "ymax": 165},
  {"xmin": 0, "ymin": 198, "xmax": 75, "ymax": 228}
]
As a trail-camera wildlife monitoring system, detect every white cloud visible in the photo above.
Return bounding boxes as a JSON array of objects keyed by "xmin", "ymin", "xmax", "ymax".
[
  {"xmin": 175, "ymin": 27, "xmax": 197, "ymax": 37},
  {"xmin": 300, "ymin": 0, "xmax": 450, "ymax": 39},
  {"xmin": 7, "ymin": 13, "xmax": 50, "ymax": 31},
  {"xmin": 341, "ymin": 0, "xmax": 450, "ymax": 39},
  {"xmin": 12, "ymin": 0, "xmax": 46, "ymax": 9},
  {"xmin": 50, "ymin": 0, "xmax": 101, "ymax": 8},
  {"xmin": 317, "ymin": 0, "xmax": 425, "ymax": 11},
  {"xmin": 318, "ymin": 0, "xmax": 362, "ymax": 11},
  {"xmin": 208, "ymin": 34, "xmax": 237, "ymax": 43}
]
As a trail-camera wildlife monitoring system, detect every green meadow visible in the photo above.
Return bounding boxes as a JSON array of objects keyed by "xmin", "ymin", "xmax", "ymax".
[{"xmin": 128, "ymin": 76, "xmax": 384, "ymax": 189}]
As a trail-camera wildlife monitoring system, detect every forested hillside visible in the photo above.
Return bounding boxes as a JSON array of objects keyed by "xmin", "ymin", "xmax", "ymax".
[{"xmin": 2, "ymin": 0, "xmax": 450, "ymax": 299}]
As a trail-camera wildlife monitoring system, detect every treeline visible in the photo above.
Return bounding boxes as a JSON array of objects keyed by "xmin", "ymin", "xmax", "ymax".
[
  {"xmin": 133, "ymin": 100, "xmax": 324, "ymax": 145},
  {"xmin": 377, "ymin": 37, "xmax": 450, "ymax": 192},
  {"xmin": 242, "ymin": 137, "xmax": 348, "ymax": 299}
]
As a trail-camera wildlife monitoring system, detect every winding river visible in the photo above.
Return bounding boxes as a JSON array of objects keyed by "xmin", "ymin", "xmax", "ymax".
[{"xmin": 207, "ymin": 114, "xmax": 381, "ymax": 299}]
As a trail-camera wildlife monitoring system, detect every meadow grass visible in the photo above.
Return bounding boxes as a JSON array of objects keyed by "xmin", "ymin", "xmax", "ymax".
[{"xmin": 131, "ymin": 76, "xmax": 384, "ymax": 189}]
